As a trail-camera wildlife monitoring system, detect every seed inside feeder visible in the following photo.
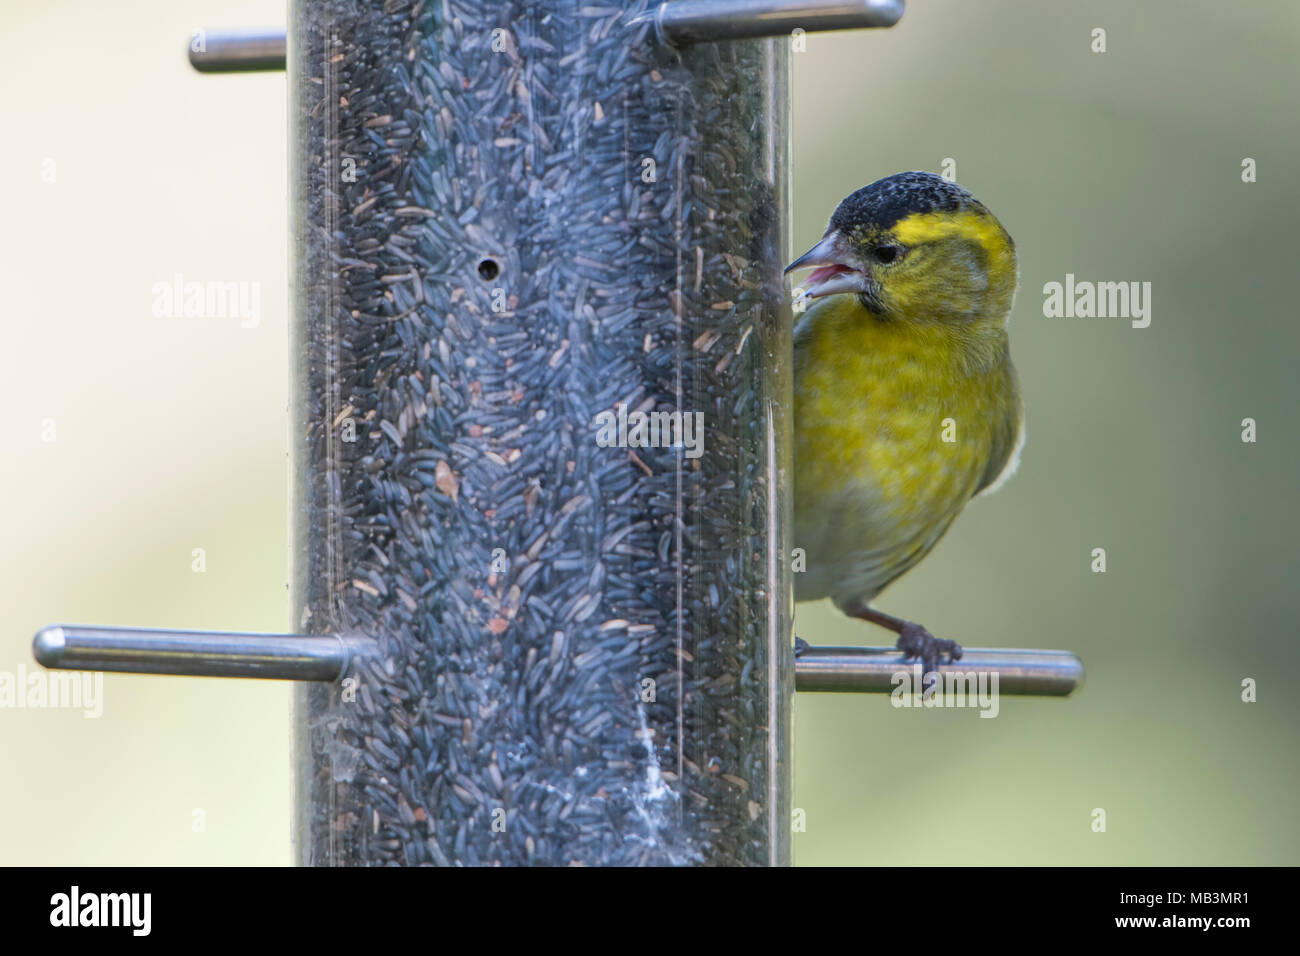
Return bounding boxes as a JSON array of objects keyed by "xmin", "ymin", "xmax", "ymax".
[{"xmin": 290, "ymin": 0, "xmax": 792, "ymax": 866}]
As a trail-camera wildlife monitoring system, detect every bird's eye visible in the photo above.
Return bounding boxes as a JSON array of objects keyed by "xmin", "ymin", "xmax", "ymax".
[{"xmin": 872, "ymin": 244, "xmax": 902, "ymax": 264}]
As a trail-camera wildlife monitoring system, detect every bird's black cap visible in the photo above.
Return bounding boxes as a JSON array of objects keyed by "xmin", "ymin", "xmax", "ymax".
[{"xmin": 829, "ymin": 171, "xmax": 984, "ymax": 236}]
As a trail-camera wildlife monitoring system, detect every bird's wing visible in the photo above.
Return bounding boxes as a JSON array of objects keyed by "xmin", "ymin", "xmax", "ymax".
[{"xmin": 975, "ymin": 370, "xmax": 1025, "ymax": 497}]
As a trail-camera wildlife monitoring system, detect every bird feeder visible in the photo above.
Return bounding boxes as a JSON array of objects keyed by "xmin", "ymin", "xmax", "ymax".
[{"xmin": 33, "ymin": 0, "xmax": 1082, "ymax": 867}]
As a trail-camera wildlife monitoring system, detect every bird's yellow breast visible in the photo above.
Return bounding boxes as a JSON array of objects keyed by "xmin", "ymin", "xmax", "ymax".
[{"xmin": 793, "ymin": 294, "xmax": 1018, "ymax": 603}]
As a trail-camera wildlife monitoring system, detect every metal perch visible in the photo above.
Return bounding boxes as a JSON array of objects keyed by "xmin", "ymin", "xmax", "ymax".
[
  {"xmin": 185, "ymin": 2, "xmax": 906, "ymax": 71},
  {"xmin": 34, "ymin": 625, "xmax": 1082, "ymax": 696}
]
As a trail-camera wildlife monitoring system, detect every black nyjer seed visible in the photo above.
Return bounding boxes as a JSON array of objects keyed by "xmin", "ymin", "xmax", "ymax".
[{"xmin": 290, "ymin": 0, "xmax": 792, "ymax": 866}]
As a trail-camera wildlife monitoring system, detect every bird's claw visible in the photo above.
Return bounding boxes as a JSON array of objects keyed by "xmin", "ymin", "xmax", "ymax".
[{"xmin": 897, "ymin": 623, "xmax": 962, "ymax": 678}]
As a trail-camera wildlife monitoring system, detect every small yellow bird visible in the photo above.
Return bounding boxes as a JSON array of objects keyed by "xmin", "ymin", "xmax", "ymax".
[{"xmin": 787, "ymin": 171, "xmax": 1023, "ymax": 673}]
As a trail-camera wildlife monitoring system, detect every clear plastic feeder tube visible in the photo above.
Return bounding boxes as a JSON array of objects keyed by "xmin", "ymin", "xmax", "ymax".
[{"xmin": 290, "ymin": 0, "xmax": 792, "ymax": 865}]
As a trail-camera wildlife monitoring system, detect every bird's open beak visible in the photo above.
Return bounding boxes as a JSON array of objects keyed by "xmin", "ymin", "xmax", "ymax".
[{"xmin": 784, "ymin": 230, "xmax": 868, "ymax": 299}]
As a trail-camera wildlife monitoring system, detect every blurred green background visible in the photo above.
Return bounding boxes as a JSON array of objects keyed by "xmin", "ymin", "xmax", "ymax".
[{"xmin": 2, "ymin": 0, "xmax": 1297, "ymax": 865}]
